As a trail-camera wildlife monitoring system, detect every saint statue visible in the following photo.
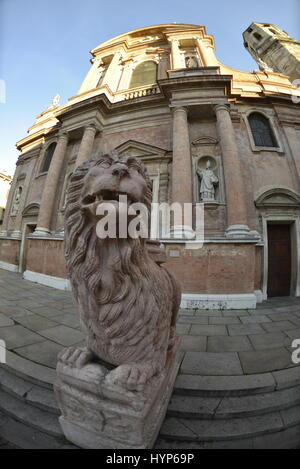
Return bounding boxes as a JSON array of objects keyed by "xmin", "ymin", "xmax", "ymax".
[
  {"xmin": 185, "ymin": 56, "xmax": 199, "ymax": 68},
  {"xmin": 197, "ymin": 160, "xmax": 219, "ymax": 201},
  {"xmin": 11, "ymin": 186, "xmax": 22, "ymax": 215},
  {"xmin": 51, "ymin": 94, "xmax": 60, "ymax": 107}
]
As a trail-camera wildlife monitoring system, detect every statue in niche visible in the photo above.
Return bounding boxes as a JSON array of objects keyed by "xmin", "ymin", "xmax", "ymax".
[
  {"xmin": 185, "ymin": 55, "xmax": 199, "ymax": 68},
  {"xmin": 11, "ymin": 186, "xmax": 22, "ymax": 215},
  {"xmin": 197, "ymin": 159, "xmax": 219, "ymax": 201}
]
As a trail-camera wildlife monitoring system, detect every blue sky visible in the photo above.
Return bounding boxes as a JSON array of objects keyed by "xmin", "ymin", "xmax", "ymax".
[{"xmin": 0, "ymin": 0, "xmax": 299, "ymax": 175}]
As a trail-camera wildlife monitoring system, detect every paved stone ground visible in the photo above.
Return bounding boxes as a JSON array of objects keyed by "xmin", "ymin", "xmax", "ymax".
[
  {"xmin": 0, "ymin": 436, "xmax": 18, "ymax": 449},
  {"xmin": 0, "ymin": 269, "xmax": 299, "ymax": 375}
]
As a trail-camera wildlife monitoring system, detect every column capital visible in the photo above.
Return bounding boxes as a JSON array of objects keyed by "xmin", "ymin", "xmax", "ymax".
[
  {"xmin": 214, "ymin": 103, "xmax": 230, "ymax": 114},
  {"xmin": 167, "ymin": 37, "xmax": 180, "ymax": 44},
  {"xmin": 57, "ymin": 130, "xmax": 69, "ymax": 141},
  {"xmin": 84, "ymin": 123, "xmax": 98, "ymax": 134},
  {"xmin": 171, "ymin": 105, "xmax": 188, "ymax": 115}
]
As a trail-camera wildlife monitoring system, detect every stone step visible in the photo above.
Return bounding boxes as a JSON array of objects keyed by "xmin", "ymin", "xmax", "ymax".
[
  {"xmin": 156, "ymin": 420, "xmax": 300, "ymax": 449},
  {"xmin": 168, "ymin": 385, "xmax": 300, "ymax": 419},
  {"xmin": 3, "ymin": 350, "xmax": 55, "ymax": 389},
  {"xmin": 0, "ymin": 366, "xmax": 59, "ymax": 415},
  {"xmin": 174, "ymin": 366, "xmax": 300, "ymax": 397},
  {"xmin": 0, "ymin": 365, "xmax": 59, "ymax": 415},
  {"xmin": 0, "ymin": 388, "xmax": 63, "ymax": 439},
  {"xmin": 0, "ymin": 411, "xmax": 76, "ymax": 449},
  {"xmin": 159, "ymin": 404, "xmax": 300, "ymax": 447}
]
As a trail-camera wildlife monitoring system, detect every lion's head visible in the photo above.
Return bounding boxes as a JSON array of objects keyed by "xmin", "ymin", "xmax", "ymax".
[{"xmin": 65, "ymin": 151, "xmax": 154, "ymax": 305}]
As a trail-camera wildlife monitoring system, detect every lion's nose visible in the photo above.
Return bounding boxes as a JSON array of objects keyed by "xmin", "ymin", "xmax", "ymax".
[{"xmin": 112, "ymin": 164, "xmax": 129, "ymax": 177}]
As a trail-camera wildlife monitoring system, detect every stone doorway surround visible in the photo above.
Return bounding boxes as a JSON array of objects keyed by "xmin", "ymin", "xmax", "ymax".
[
  {"xmin": 256, "ymin": 186, "xmax": 300, "ymax": 300},
  {"xmin": 19, "ymin": 221, "xmax": 37, "ymax": 274}
]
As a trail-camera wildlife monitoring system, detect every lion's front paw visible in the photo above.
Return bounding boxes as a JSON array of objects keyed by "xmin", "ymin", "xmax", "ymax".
[
  {"xmin": 105, "ymin": 363, "xmax": 151, "ymax": 392},
  {"xmin": 57, "ymin": 346, "xmax": 93, "ymax": 369}
]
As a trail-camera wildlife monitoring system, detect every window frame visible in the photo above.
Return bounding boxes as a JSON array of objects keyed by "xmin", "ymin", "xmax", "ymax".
[
  {"xmin": 243, "ymin": 109, "xmax": 284, "ymax": 154},
  {"xmin": 129, "ymin": 60, "xmax": 158, "ymax": 90},
  {"xmin": 39, "ymin": 141, "xmax": 57, "ymax": 175}
]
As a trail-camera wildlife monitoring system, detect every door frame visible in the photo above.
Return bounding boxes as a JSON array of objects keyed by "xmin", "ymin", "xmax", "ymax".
[
  {"xmin": 19, "ymin": 220, "xmax": 37, "ymax": 273},
  {"xmin": 262, "ymin": 214, "xmax": 300, "ymax": 299}
]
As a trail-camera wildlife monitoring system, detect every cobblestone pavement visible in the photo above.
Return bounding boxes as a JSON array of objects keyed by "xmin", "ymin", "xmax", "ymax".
[{"xmin": 0, "ymin": 269, "xmax": 299, "ymax": 375}]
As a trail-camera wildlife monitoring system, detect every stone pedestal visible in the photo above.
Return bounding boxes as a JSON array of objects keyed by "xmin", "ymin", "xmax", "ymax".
[{"xmin": 54, "ymin": 339, "xmax": 181, "ymax": 449}]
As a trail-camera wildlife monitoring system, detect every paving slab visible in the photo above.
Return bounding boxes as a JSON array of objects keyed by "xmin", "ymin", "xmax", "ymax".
[
  {"xmin": 208, "ymin": 336, "xmax": 253, "ymax": 352},
  {"xmin": 0, "ymin": 306, "xmax": 32, "ymax": 318},
  {"xmin": 240, "ymin": 315, "xmax": 271, "ymax": 324},
  {"xmin": 51, "ymin": 313, "xmax": 80, "ymax": 329},
  {"xmin": 180, "ymin": 335, "xmax": 207, "ymax": 352},
  {"xmin": 0, "ymin": 325, "xmax": 45, "ymax": 349},
  {"xmin": 285, "ymin": 328, "xmax": 300, "ymax": 340},
  {"xmin": 176, "ymin": 324, "xmax": 191, "ymax": 335},
  {"xmin": 262, "ymin": 321, "xmax": 296, "ymax": 333},
  {"xmin": 13, "ymin": 340, "xmax": 63, "ymax": 369},
  {"xmin": 228, "ymin": 324, "xmax": 265, "ymax": 336},
  {"xmin": 14, "ymin": 314, "xmax": 58, "ymax": 332},
  {"xmin": 37, "ymin": 325, "xmax": 84, "ymax": 346},
  {"xmin": 177, "ymin": 316, "xmax": 208, "ymax": 325},
  {"xmin": 208, "ymin": 317, "xmax": 240, "ymax": 325},
  {"xmin": 0, "ymin": 314, "xmax": 14, "ymax": 327},
  {"xmin": 249, "ymin": 332, "xmax": 290, "ymax": 351},
  {"xmin": 189, "ymin": 325, "xmax": 227, "ymax": 336},
  {"xmin": 181, "ymin": 351, "xmax": 243, "ymax": 376},
  {"xmin": 239, "ymin": 348, "xmax": 292, "ymax": 374}
]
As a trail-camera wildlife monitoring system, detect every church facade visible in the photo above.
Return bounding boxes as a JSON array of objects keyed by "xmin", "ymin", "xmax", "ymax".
[{"xmin": 1, "ymin": 23, "xmax": 300, "ymax": 309}]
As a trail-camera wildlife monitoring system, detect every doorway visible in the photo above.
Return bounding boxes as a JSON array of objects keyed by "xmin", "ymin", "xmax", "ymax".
[
  {"xmin": 19, "ymin": 223, "xmax": 36, "ymax": 273},
  {"xmin": 267, "ymin": 224, "xmax": 292, "ymax": 297}
]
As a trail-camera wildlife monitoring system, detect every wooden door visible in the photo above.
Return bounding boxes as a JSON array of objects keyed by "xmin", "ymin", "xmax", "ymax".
[{"xmin": 267, "ymin": 224, "xmax": 291, "ymax": 297}]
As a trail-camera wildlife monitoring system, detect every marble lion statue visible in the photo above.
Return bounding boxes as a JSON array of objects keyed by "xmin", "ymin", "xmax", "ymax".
[{"xmin": 59, "ymin": 151, "xmax": 181, "ymax": 392}]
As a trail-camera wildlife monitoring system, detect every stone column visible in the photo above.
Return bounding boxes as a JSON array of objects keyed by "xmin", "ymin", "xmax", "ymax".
[
  {"xmin": 169, "ymin": 39, "xmax": 184, "ymax": 69},
  {"xmin": 195, "ymin": 38, "xmax": 209, "ymax": 67},
  {"xmin": 34, "ymin": 131, "xmax": 69, "ymax": 235},
  {"xmin": 102, "ymin": 51, "xmax": 122, "ymax": 92},
  {"xmin": 215, "ymin": 104, "xmax": 251, "ymax": 237},
  {"xmin": 171, "ymin": 106, "xmax": 193, "ymax": 238},
  {"xmin": 75, "ymin": 125, "xmax": 97, "ymax": 168}
]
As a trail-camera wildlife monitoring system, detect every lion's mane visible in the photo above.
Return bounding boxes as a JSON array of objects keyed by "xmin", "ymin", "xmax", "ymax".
[{"xmin": 65, "ymin": 152, "xmax": 180, "ymax": 372}]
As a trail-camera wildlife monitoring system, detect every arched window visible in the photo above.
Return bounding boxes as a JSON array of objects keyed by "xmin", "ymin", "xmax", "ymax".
[
  {"xmin": 41, "ymin": 142, "xmax": 57, "ymax": 173},
  {"xmin": 129, "ymin": 61, "xmax": 157, "ymax": 89},
  {"xmin": 248, "ymin": 113, "xmax": 278, "ymax": 147}
]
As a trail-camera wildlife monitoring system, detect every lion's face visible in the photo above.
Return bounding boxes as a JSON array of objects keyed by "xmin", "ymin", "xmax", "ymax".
[{"xmin": 79, "ymin": 153, "xmax": 151, "ymax": 221}]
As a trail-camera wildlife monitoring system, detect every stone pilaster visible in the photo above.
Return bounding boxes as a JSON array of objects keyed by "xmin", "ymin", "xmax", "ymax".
[
  {"xmin": 215, "ymin": 104, "xmax": 251, "ymax": 237},
  {"xmin": 280, "ymin": 123, "xmax": 300, "ymax": 187},
  {"xmin": 195, "ymin": 38, "xmax": 209, "ymax": 66},
  {"xmin": 75, "ymin": 124, "xmax": 98, "ymax": 168},
  {"xmin": 34, "ymin": 131, "xmax": 69, "ymax": 235},
  {"xmin": 169, "ymin": 39, "xmax": 184, "ymax": 69},
  {"xmin": 102, "ymin": 51, "xmax": 122, "ymax": 92},
  {"xmin": 171, "ymin": 106, "xmax": 193, "ymax": 238}
]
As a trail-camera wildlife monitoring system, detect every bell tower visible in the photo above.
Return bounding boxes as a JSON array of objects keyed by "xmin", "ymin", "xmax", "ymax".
[{"xmin": 243, "ymin": 22, "xmax": 300, "ymax": 82}]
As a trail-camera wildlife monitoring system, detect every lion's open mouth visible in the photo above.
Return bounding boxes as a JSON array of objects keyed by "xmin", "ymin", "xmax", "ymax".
[{"xmin": 82, "ymin": 190, "xmax": 134, "ymax": 206}]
